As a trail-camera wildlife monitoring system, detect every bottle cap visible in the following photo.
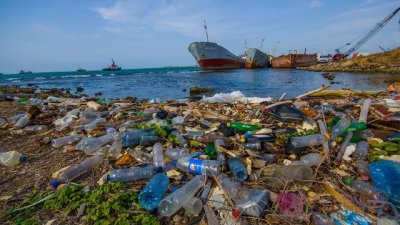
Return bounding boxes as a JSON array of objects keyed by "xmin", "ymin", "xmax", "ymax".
[
  {"xmin": 19, "ymin": 155, "xmax": 28, "ymax": 163},
  {"xmin": 50, "ymin": 179, "xmax": 60, "ymax": 188},
  {"xmin": 344, "ymin": 177, "xmax": 352, "ymax": 186}
]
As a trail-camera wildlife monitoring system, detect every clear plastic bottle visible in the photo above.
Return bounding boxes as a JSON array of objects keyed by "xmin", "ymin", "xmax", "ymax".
[
  {"xmin": 132, "ymin": 148, "xmax": 151, "ymax": 163},
  {"xmin": 108, "ymin": 134, "xmax": 122, "ymax": 157},
  {"xmin": 290, "ymin": 134, "xmax": 325, "ymax": 148},
  {"xmin": 216, "ymin": 173, "xmax": 268, "ymax": 217},
  {"xmin": 291, "ymin": 153, "xmax": 323, "ymax": 167},
  {"xmin": 158, "ymin": 175, "xmax": 205, "ymax": 216},
  {"xmin": 106, "ymin": 166, "xmax": 155, "ymax": 183},
  {"xmin": 317, "ymin": 119, "xmax": 330, "ymax": 156},
  {"xmin": 228, "ymin": 157, "xmax": 248, "ymax": 181},
  {"xmin": 176, "ymin": 157, "xmax": 220, "ymax": 177},
  {"xmin": 153, "ymin": 142, "xmax": 165, "ymax": 170},
  {"xmin": 24, "ymin": 125, "xmax": 48, "ymax": 133},
  {"xmin": 184, "ymin": 131, "xmax": 205, "ymax": 140},
  {"xmin": 261, "ymin": 164, "xmax": 314, "ymax": 181},
  {"xmin": 171, "ymin": 130, "xmax": 188, "ymax": 147},
  {"xmin": 354, "ymin": 141, "xmax": 369, "ymax": 161},
  {"xmin": 52, "ymin": 134, "xmax": 84, "ymax": 148},
  {"xmin": 0, "ymin": 151, "xmax": 27, "ymax": 166},
  {"xmin": 122, "ymin": 128, "xmax": 155, "ymax": 147},
  {"xmin": 355, "ymin": 160, "xmax": 370, "ymax": 181},
  {"xmin": 139, "ymin": 173, "xmax": 170, "ymax": 211},
  {"xmin": 350, "ymin": 180, "xmax": 387, "ymax": 201},
  {"xmin": 54, "ymin": 115, "xmax": 76, "ymax": 131},
  {"xmin": 359, "ymin": 99, "xmax": 371, "ymax": 123},
  {"xmin": 139, "ymin": 136, "xmax": 159, "ymax": 146},
  {"xmin": 66, "ymin": 108, "xmax": 80, "ymax": 117},
  {"xmin": 243, "ymin": 141, "xmax": 262, "ymax": 150},
  {"xmin": 336, "ymin": 131, "xmax": 353, "ymax": 160},
  {"xmin": 200, "ymin": 181, "xmax": 212, "ymax": 202},
  {"xmin": 76, "ymin": 133, "xmax": 114, "ymax": 154},
  {"xmin": 84, "ymin": 117, "xmax": 106, "ymax": 133},
  {"xmin": 8, "ymin": 113, "xmax": 26, "ymax": 125},
  {"xmin": 14, "ymin": 114, "xmax": 30, "ymax": 129},
  {"xmin": 165, "ymin": 148, "xmax": 190, "ymax": 160},
  {"xmin": 330, "ymin": 116, "xmax": 352, "ymax": 139},
  {"xmin": 54, "ymin": 155, "xmax": 103, "ymax": 186},
  {"xmin": 183, "ymin": 197, "xmax": 203, "ymax": 216}
]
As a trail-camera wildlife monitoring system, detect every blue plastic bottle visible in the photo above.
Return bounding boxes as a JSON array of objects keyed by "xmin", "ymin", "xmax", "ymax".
[
  {"xmin": 227, "ymin": 157, "xmax": 248, "ymax": 181},
  {"xmin": 369, "ymin": 160, "xmax": 400, "ymax": 207},
  {"xmin": 122, "ymin": 128, "xmax": 155, "ymax": 147},
  {"xmin": 139, "ymin": 173, "xmax": 170, "ymax": 211}
]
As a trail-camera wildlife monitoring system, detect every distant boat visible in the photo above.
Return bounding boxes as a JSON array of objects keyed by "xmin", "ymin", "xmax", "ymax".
[
  {"xmin": 77, "ymin": 67, "xmax": 87, "ymax": 72},
  {"xmin": 244, "ymin": 48, "xmax": 271, "ymax": 68},
  {"xmin": 271, "ymin": 54, "xmax": 317, "ymax": 68},
  {"xmin": 19, "ymin": 70, "xmax": 33, "ymax": 74},
  {"xmin": 102, "ymin": 58, "xmax": 121, "ymax": 71}
]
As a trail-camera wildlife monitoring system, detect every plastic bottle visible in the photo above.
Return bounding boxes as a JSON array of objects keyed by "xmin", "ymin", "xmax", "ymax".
[
  {"xmin": 165, "ymin": 148, "xmax": 190, "ymax": 160},
  {"xmin": 76, "ymin": 133, "xmax": 114, "ymax": 154},
  {"xmin": 312, "ymin": 211, "xmax": 335, "ymax": 225},
  {"xmin": 153, "ymin": 142, "xmax": 165, "ymax": 171},
  {"xmin": 355, "ymin": 160, "xmax": 370, "ymax": 181},
  {"xmin": 330, "ymin": 116, "xmax": 352, "ymax": 139},
  {"xmin": 317, "ymin": 119, "xmax": 330, "ymax": 157},
  {"xmin": 84, "ymin": 117, "xmax": 106, "ymax": 133},
  {"xmin": 176, "ymin": 157, "xmax": 220, "ymax": 177},
  {"xmin": 261, "ymin": 164, "xmax": 314, "ymax": 181},
  {"xmin": 53, "ymin": 155, "xmax": 103, "ymax": 186},
  {"xmin": 353, "ymin": 141, "xmax": 369, "ymax": 161},
  {"xmin": 184, "ymin": 131, "xmax": 205, "ymax": 140},
  {"xmin": 52, "ymin": 134, "xmax": 84, "ymax": 148},
  {"xmin": 291, "ymin": 153, "xmax": 323, "ymax": 167},
  {"xmin": 106, "ymin": 166, "xmax": 155, "ymax": 183},
  {"xmin": 228, "ymin": 157, "xmax": 248, "ymax": 181},
  {"xmin": 66, "ymin": 108, "xmax": 80, "ymax": 117},
  {"xmin": 0, "ymin": 151, "xmax": 27, "ymax": 166},
  {"xmin": 139, "ymin": 136, "xmax": 159, "ymax": 146},
  {"xmin": 108, "ymin": 134, "xmax": 122, "ymax": 157},
  {"xmin": 228, "ymin": 122, "xmax": 261, "ymax": 132},
  {"xmin": 243, "ymin": 141, "xmax": 262, "ymax": 150},
  {"xmin": 183, "ymin": 197, "xmax": 203, "ymax": 216},
  {"xmin": 139, "ymin": 173, "xmax": 170, "ymax": 211},
  {"xmin": 8, "ymin": 113, "xmax": 26, "ymax": 125},
  {"xmin": 14, "ymin": 114, "xmax": 30, "ymax": 129},
  {"xmin": 216, "ymin": 173, "xmax": 269, "ymax": 217},
  {"xmin": 54, "ymin": 115, "xmax": 76, "ymax": 131},
  {"xmin": 122, "ymin": 128, "xmax": 155, "ymax": 147},
  {"xmin": 369, "ymin": 160, "xmax": 400, "ymax": 207},
  {"xmin": 200, "ymin": 181, "xmax": 212, "ymax": 202},
  {"xmin": 171, "ymin": 130, "xmax": 188, "ymax": 147},
  {"xmin": 290, "ymin": 134, "xmax": 325, "ymax": 148},
  {"xmin": 23, "ymin": 125, "xmax": 48, "ymax": 133},
  {"xmin": 158, "ymin": 175, "xmax": 206, "ymax": 216},
  {"xmin": 215, "ymin": 139, "xmax": 227, "ymax": 166},
  {"xmin": 336, "ymin": 131, "xmax": 353, "ymax": 160},
  {"xmin": 350, "ymin": 180, "xmax": 387, "ymax": 201},
  {"xmin": 359, "ymin": 99, "xmax": 371, "ymax": 123}
]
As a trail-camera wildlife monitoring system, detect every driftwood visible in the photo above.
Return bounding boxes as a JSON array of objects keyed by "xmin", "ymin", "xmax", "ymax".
[
  {"xmin": 296, "ymin": 84, "xmax": 330, "ymax": 99},
  {"xmin": 308, "ymin": 90, "xmax": 383, "ymax": 97}
]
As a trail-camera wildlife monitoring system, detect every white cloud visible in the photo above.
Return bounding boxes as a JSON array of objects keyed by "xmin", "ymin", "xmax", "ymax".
[{"xmin": 310, "ymin": 0, "xmax": 322, "ymax": 8}]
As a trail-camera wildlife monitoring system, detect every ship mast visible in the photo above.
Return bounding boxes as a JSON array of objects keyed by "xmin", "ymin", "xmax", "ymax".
[{"xmin": 203, "ymin": 20, "xmax": 209, "ymax": 42}]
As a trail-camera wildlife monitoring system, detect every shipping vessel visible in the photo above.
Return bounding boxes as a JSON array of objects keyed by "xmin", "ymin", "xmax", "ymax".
[
  {"xmin": 188, "ymin": 42, "xmax": 245, "ymax": 70},
  {"xmin": 102, "ymin": 58, "xmax": 121, "ymax": 71},
  {"xmin": 244, "ymin": 48, "xmax": 270, "ymax": 68},
  {"xmin": 271, "ymin": 54, "xmax": 317, "ymax": 68}
]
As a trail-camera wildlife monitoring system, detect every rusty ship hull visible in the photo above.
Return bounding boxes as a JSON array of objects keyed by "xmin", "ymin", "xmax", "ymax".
[
  {"xmin": 271, "ymin": 54, "xmax": 317, "ymax": 68},
  {"xmin": 244, "ymin": 48, "xmax": 270, "ymax": 68},
  {"xmin": 188, "ymin": 42, "xmax": 245, "ymax": 70}
]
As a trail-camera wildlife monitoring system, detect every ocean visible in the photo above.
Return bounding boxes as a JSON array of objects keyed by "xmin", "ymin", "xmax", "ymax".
[{"xmin": 0, "ymin": 67, "xmax": 397, "ymax": 100}]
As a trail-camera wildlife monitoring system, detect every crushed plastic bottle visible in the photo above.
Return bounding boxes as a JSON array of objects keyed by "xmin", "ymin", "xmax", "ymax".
[
  {"xmin": 353, "ymin": 141, "xmax": 369, "ymax": 161},
  {"xmin": 290, "ymin": 134, "xmax": 326, "ymax": 148},
  {"xmin": 176, "ymin": 157, "xmax": 220, "ymax": 177},
  {"xmin": 227, "ymin": 157, "xmax": 248, "ymax": 181},
  {"xmin": 76, "ymin": 133, "xmax": 114, "ymax": 154},
  {"xmin": 84, "ymin": 117, "xmax": 106, "ymax": 133},
  {"xmin": 23, "ymin": 125, "xmax": 48, "ymax": 133},
  {"xmin": 139, "ymin": 173, "xmax": 170, "ymax": 211},
  {"xmin": 183, "ymin": 197, "xmax": 203, "ymax": 216},
  {"xmin": 0, "ymin": 151, "xmax": 28, "ymax": 166},
  {"xmin": 330, "ymin": 116, "xmax": 352, "ymax": 139},
  {"xmin": 54, "ymin": 115, "xmax": 76, "ymax": 131},
  {"xmin": 108, "ymin": 134, "xmax": 122, "ymax": 157},
  {"xmin": 52, "ymin": 134, "xmax": 84, "ymax": 148},
  {"xmin": 106, "ymin": 166, "xmax": 155, "ymax": 183},
  {"xmin": 8, "ymin": 113, "xmax": 26, "ymax": 125},
  {"xmin": 52, "ymin": 155, "xmax": 103, "ymax": 187},
  {"xmin": 216, "ymin": 173, "xmax": 269, "ymax": 217},
  {"xmin": 349, "ymin": 179, "xmax": 388, "ymax": 201},
  {"xmin": 369, "ymin": 160, "xmax": 400, "ymax": 207},
  {"xmin": 153, "ymin": 142, "xmax": 165, "ymax": 171},
  {"xmin": 14, "ymin": 114, "xmax": 30, "ymax": 129},
  {"xmin": 184, "ymin": 131, "xmax": 205, "ymax": 140},
  {"xmin": 122, "ymin": 128, "xmax": 155, "ymax": 147},
  {"xmin": 291, "ymin": 153, "xmax": 323, "ymax": 167},
  {"xmin": 158, "ymin": 175, "xmax": 205, "ymax": 216},
  {"xmin": 165, "ymin": 148, "xmax": 190, "ymax": 160},
  {"xmin": 261, "ymin": 164, "xmax": 314, "ymax": 181}
]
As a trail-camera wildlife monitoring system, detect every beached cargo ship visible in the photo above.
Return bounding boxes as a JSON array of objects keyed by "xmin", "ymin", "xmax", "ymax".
[
  {"xmin": 244, "ymin": 48, "xmax": 270, "ymax": 68},
  {"xmin": 271, "ymin": 54, "xmax": 317, "ymax": 68},
  {"xmin": 188, "ymin": 42, "xmax": 245, "ymax": 70}
]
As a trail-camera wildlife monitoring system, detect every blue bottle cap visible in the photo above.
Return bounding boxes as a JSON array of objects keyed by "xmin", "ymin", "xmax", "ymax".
[
  {"xmin": 50, "ymin": 179, "xmax": 60, "ymax": 188},
  {"xmin": 19, "ymin": 155, "xmax": 28, "ymax": 163}
]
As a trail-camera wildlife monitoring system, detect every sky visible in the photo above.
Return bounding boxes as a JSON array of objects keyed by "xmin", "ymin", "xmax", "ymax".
[{"xmin": 0, "ymin": 0, "xmax": 399, "ymax": 73}]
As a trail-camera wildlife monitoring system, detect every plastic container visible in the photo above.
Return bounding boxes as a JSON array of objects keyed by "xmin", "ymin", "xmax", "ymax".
[
  {"xmin": 330, "ymin": 116, "xmax": 352, "ymax": 139},
  {"xmin": 228, "ymin": 157, "xmax": 248, "ymax": 181},
  {"xmin": 350, "ymin": 179, "xmax": 387, "ymax": 201},
  {"xmin": 171, "ymin": 130, "xmax": 188, "ymax": 147},
  {"xmin": 52, "ymin": 134, "xmax": 84, "ymax": 148},
  {"xmin": 54, "ymin": 155, "xmax": 103, "ymax": 186},
  {"xmin": 359, "ymin": 99, "xmax": 371, "ymax": 123},
  {"xmin": 369, "ymin": 160, "xmax": 400, "ymax": 207},
  {"xmin": 176, "ymin": 157, "xmax": 220, "ymax": 177},
  {"xmin": 355, "ymin": 159, "xmax": 370, "ymax": 181},
  {"xmin": 106, "ymin": 166, "xmax": 155, "ymax": 183},
  {"xmin": 122, "ymin": 128, "xmax": 155, "ymax": 147},
  {"xmin": 290, "ymin": 134, "xmax": 325, "ymax": 148},
  {"xmin": 158, "ymin": 175, "xmax": 205, "ymax": 216},
  {"xmin": 228, "ymin": 122, "xmax": 261, "ymax": 132},
  {"xmin": 353, "ymin": 141, "xmax": 369, "ymax": 161},
  {"xmin": 0, "ymin": 151, "xmax": 27, "ymax": 166},
  {"xmin": 84, "ymin": 117, "xmax": 106, "ymax": 133},
  {"xmin": 14, "ymin": 114, "xmax": 30, "ymax": 129},
  {"xmin": 139, "ymin": 173, "xmax": 170, "ymax": 211},
  {"xmin": 76, "ymin": 133, "xmax": 114, "ymax": 155},
  {"xmin": 216, "ymin": 173, "xmax": 268, "ymax": 217},
  {"xmin": 336, "ymin": 132, "xmax": 353, "ymax": 160},
  {"xmin": 165, "ymin": 148, "xmax": 190, "ymax": 160},
  {"xmin": 24, "ymin": 125, "xmax": 48, "ymax": 133},
  {"xmin": 153, "ymin": 142, "xmax": 165, "ymax": 171}
]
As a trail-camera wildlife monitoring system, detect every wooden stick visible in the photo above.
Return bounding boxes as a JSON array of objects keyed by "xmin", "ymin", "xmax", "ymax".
[
  {"xmin": 296, "ymin": 84, "xmax": 330, "ymax": 99},
  {"xmin": 264, "ymin": 100, "xmax": 293, "ymax": 109}
]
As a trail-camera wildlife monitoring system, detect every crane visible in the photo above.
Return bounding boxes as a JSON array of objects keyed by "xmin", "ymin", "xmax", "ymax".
[{"xmin": 332, "ymin": 6, "xmax": 400, "ymax": 61}]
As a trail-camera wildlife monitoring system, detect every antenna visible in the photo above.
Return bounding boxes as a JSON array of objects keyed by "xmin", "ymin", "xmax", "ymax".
[
  {"xmin": 244, "ymin": 39, "xmax": 248, "ymax": 50},
  {"xmin": 259, "ymin": 38, "xmax": 265, "ymax": 50},
  {"xmin": 203, "ymin": 20, "xmax": 209, "ymax": 42}
]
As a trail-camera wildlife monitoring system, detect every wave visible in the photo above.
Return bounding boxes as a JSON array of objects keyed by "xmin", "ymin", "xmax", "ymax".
[
  {"xmin": 7, "ymin": 77, "xmax": 21, "ymax": 81},
  {"xmin": 61, "ymin": 75, "xmax": 91, "ymax": 78},
  {"xmin": 95, "ymin": 74, "xmax": 102, "ymax": 77},
  {"xmin": 34, "ymin": 77, "xmax": 46, "ymax": 80}
]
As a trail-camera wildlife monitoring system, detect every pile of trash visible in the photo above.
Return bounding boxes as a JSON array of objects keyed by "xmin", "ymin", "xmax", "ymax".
[{"xmin": 1, "ymin": 86, "xmax": 400, "ymax": 225}]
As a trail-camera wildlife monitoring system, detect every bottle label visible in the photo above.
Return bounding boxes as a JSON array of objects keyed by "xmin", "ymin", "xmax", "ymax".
[{"xmin": 188, "ymin": 158, "xmax": 203, "ymax": 175}]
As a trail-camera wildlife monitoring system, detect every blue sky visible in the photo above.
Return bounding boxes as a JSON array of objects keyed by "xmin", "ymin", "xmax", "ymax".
[{"xmin": 0, "ymin": 0, "xmax": 399, "ymax": 73}]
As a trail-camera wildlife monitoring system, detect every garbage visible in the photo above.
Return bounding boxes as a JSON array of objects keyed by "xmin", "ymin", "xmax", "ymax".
[
  {"xmin": 202, "ymin": 90, "xmax": 272, "ymax": 104},
  {"xmin": 369, "ymin": 160, "xmax": 400, "ymax": 207},
  {"xmin": 153, "ymin": 142, "xmax": 165, "ymax": 171},
  {"xmin": 176, "ymin": 156, "xmax": 220, "ymax": 177},
  {"xmin": 106, "ymin": 166, "xmax": 155, "ymax": 183},
  {"xmin": 227, "ymin": 157, "xmax": 248, "ymax": 181},
  {"xmin": 0, "ymin": 151, "xmax": 28, "ymax": 166},
  {"xmin": 139, "ymin": 173, "xmax": 170, "ymax": 211},
  {"xmin": 52, "ymin": 134, "xmax": 84, "ymax": 148}
]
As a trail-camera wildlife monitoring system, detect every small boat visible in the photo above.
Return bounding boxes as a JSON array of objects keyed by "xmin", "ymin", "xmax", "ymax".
[
  {"xmin": 102, "ymin": 58, "xmax": 121, "ymax": 71},
  {"xmin": 271, "ymin": 54, "xmax": 317, "ymax": 68},
  {"xmin": 244, "ymin": 48, "xmax": 271, "ymax": 68},
  {"xmin": 19, "ymin": 70, "xmax": 33, "ymax": 74},
  {"xmin": 77, "ymin": 67, "xmax": 87, "ymax": 72}
]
